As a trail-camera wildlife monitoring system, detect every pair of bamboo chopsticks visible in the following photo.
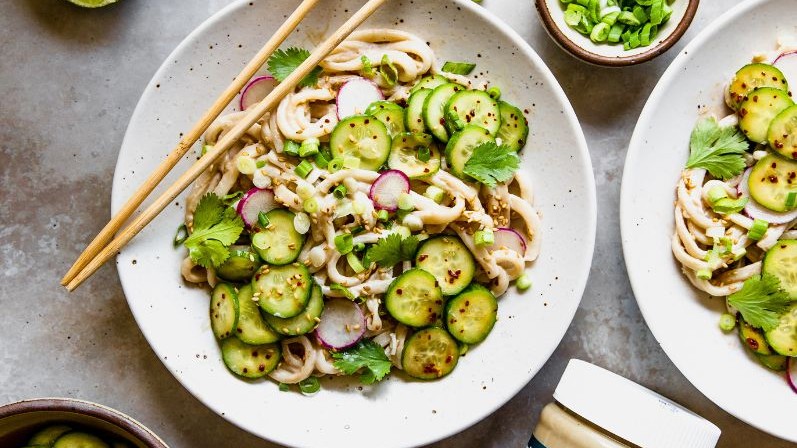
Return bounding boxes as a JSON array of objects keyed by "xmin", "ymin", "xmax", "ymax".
[{"xmin": 62, "ymin": 0, "xmax": 390, "ymax": 291}]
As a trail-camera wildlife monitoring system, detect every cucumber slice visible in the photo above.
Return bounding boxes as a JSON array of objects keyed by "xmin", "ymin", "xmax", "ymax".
[
  {"xmin": 410, "ymin": 74, "xmax": 449, "ymax": 93},
  {"xmin": 747, "ymin": 154, "xmax": 797, "ymax": 212},
  {"xmin": 738, "ymin": 87, "xmax": 794, "ymax": 143},
  {"xmin": 253, "ymin": 263, "xmax": 312, "ymax": 318},
  {"xmin": 265, "ymin": 283, "xmax": 324, "ymax": 336},
  {"xmin": 221, "ymin": 337, "xmax": 281, "ymax": 378},
  {"xmin": 387, "ymin": 132, "xmax": 441, "ymax": 178},
  {"xmin": 768, "ymin": 104, "xmax": 797, "ymax": 160},
  {"xmin": 727, "ymin": 63, "xmax": 789, "ymax": 111},
  {"xmin": 330, "ymin": 115, "xmax": 391, "ymax": 171},
  {"xmin": 402, "ymin": 327, "xmax": 459, "ymax": 380},
  {"xmin": 235, "ymin": 284, "xmax": 281, "ymax": 344},
  {"xmin": 755, "ymin": 352, "xmax": 788, "ymax": 371},
  {"xmin": 497, "ymin": 101, "xmax": 529, "ymax": 151},
  {"xmin": 445, "ymin": 285, "xmax": 498, "ymax": 344},
  {"xmin": 29, "ymin": 425, "xmax": 72, "ymax": 446},
  {"xmin": 210, "ymin": 283, "xmax": 239, "ymax": 340},
  {"xmin": 765, "ymin": 302, "xmax": 797, "ymax": 357},
  {"xmin": 445, "ymin": 125, "xmax": 494, "ymax": 178},
  {"xmin": 251, "ymin": 209, "xmax": 305, "ymax": 266},
  {"xmin": 444, "ymin": 90, "xmax": 501, "ymax": 136},
  {"xmin": 216, "ymin": 245, "xmax": 262, "ymax": 282},
  {"xmin": 738, "ymin": 319, "xmax": 773, "ymax": 355},
  {"xmin": 385, "ymin": 269, "xmax": 444, "ymax": 327},
  {"xmin": 365, "ymin": 101, "xmax": 406, "ymax": 137},
  {"xmin": 763, "ymin": 240, "xmax": 797, "ymax": 298},
  {"xmin": 415, "ymin": 235, "xmax": 476, "ymax": 295},
  {"xmin": 423, "ymin": 83, "xmax": 465, "ymax": 142},
  {"xmin": 406, "ymin": 89, "xmax": 432, "ymax": 134},
  {"xmin": 52, "ymin": 432, "xmax": 109, "ymax": 448}
]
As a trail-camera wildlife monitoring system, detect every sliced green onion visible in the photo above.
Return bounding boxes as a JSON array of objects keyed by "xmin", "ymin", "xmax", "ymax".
[
  {"xmin": 221, "ymin": 191, "xmax": 243, "ymax": 205},
  {"xmin": 350, "ymin": 225, "xmax": 365, "ymax": 235},
  {"xmin": 361, "ymin": 55, "xmax": 375, "ymax": 78},
  {"xmin": 293, "ymin": 212, "xmax": 311, "ymax": 234},
  {"xmin": 564, "ymin": 5, "xmax": 586, "ymax": 27},
  {"xmin": 707, "ymin": 186, "xmax": 728, "ymax": 204},
  {"xmin": 786, "ymin": 192, "xmax": 797, "ymax": 209},
  {"xmin": 719, "ymin": 313, "xmax": 736, "ymax": 332},
  {"xmin": 379, "ymin": 54, "xmax": 398, "ymax": 86},
  {"xmin": 258, "ymin": 211, "xmax": 270, "ymax": 228},
  {"xmin": 201, "ymin": 144, "xmax": 214, "ymax": 156},
  {"xmin": 445, "ymin": 109, "xmax": 466, "ymax": 131},
  {"xmin": 441, "ymin": 61, "xmax": 476, "ymax": 75},
  {"xmin": 284, "ymin": 140, "xmax": 301, "ymax": 157},
  {"xmin": 346, "ymin": 252, "xmax": 366, "ymax": 274},
  {"xmin": 601, "ymin": 10, "xmax": 620, "ymax": 25},
  {"xmin": 607, "ymin": 23, "xmax": 624, "ymax": 42},
  {"xmin": 516, "ymin": 273, "xmax": 533, "ymax": 291},
  {"xmin": 314, "ymin": 151, "xmax": 330, "ymax": 169},
  {"xmin": 590, "ymin": 22, "xmax": 610, "ymax": 43},
  {"xmin": 296, "ymin": 183, "xmax": 314, "ymax": 200},
  {"xmin": 295, "ymin": 160, "xmax": 313, "ymax": 179},
  {"xmin": 255, "ymin": 160, "xmax": 266, "ymax": 169},
  {"xmin": 298, "ymin": 377, "xmax": 321, "ymax": 395},
  {"xmin": 343, "ymin": 156, "xmax": 361, "ymax": 170},
  {"xmin": 696, "ymin": 269, "xmax": 713, "ymax": 280},
  {"xmin": 353, "ymin": 242, "xmax": 366, "ymax": 252},
  {"xmin": 330, "ymin": 283, "xmax": 356, "ymax": 300},
  {"xmin": 328, "ymin": 157, "xmax": 344, "ymax": 173},
  {"xmin": 732, "ymin": 247, "xmax": 747, "ymax": 261},
  {"xmin": 474, "ymin": 229, "xmax": 495, "ymax": 246},
  {"xmin": 333, "ymin": 184, "xmax": 348, "ymax": 200},
  {"xmin": 632, "ymin": 6, "xmax": 648, "ymax": 23},
  {"xmin": 334, "ymin": 233, "xmax": 354, "ymax": 255},
  {"xmin": 377, "ymin": 209, "xmax": 390, "ymax": 222},
  {"xmin": 236, "ymin": 156, "xmax": 257, "ymax": 175},
  {"xmin": 173, "ymin": 224, "xmax": 188, "ymax": 247},
  {"xmin": 639, "ymin": 23, "xmax": 657, "ymax": 46},
  {"xmin": 711, "ymin": 197, "xmax": 748, "ymax": 215},
  {"xmin": 617, "ymin": 10, "xmax": 640, "ymax": 26},
  {"xmin": 303, "ymin": 197, "xmax": 319, "ymax": 214},
  {"xmin": 397, "ymin": 193, "xmax": 414, "ymax": 211},
  {"xmin": 424, "ymin": 185, "xmax": 445, "ymax": 204},
  {"xmin": 278, "ymin": 383, "xmax": 290, "ymax": 392},
  {"xmin": 417, "ymin": 146, "xmax": 431, "ymax": 162},
  {"xmin": 487, "ymin": 86, "xmax": 501, "ymax": 100},
  {"xmin": 299, "ymin": 137, "xmax": 320, "ymax": 157},
  {"xmin": 747, "ymin": 218, "xmax": 769, "ymax": 241}
]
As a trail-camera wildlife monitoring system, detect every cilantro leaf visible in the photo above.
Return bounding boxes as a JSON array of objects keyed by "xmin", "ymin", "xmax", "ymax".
[
  {"xmin": 188, "ymin": 239, "xmax": 230, "ymax": 268},
  {"xmin": 183, "ymin": 193, "xmax": 244, "ymax": 269},
  {"xmin": 331, "ymin": 340, "xmax": 393, "ymax": 384},
  {"xmin": 728, "ymin": 274, "xmax": 792, "ymax": 331},
  {"xmin": 192, "ymin": 192, "xmax": 225, "ymax": 230},
  {"xmin": 364, "ymin": 234, "xmax": 419, "ymax": 268},
  {"xmin": 266, "ymin": 47, "xmax": 322, "ymax": 88},
  {"xmin": 463, "ymin": 142, "xmax": 520, "ymax": 187},
  {"xmin": 685, "ymin": 117, "xmax": 748, "ymax": 179}
]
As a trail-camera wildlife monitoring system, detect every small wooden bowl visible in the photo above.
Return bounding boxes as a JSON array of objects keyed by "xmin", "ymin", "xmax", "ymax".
[
  {"xmin": 0, "ymin": 398, "xmax": 168, "ymax": 448},
  {"xmin": 535, "ymin": 0, "xmax": 700, "ymax": 66}
]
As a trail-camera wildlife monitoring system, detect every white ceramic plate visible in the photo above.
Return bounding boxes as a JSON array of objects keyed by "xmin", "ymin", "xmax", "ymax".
[
  {"xmin": 621, "ymin": 0, "xmax": 797, "ymax": 443},
  {"xmin": 113, "ymin": 1, "xmax": 596, "ymax": 447}
]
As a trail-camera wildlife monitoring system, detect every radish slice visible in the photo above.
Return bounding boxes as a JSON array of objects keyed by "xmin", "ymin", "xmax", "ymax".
[
  {"xmin": 315, "ymin": 298, "xmax": 365, "ymax": 350},
  {"xmin": 236, "ymin": 188, "xmax": 278, "ymax": 227},
  {"xmin": 773, "ymin": 51, "xmax": 797, "ymax": 88},
  {"xmin": 490, "ymin": 228, "xmax": 527, "ymax": 255},
  {"xmin": 738, "ymin": 168, "xmax": 797, "ymax": 224},
  {"xmin": 337, "ymin": 77, "xmax": 383, "ymax": 119},
  {"xmin": 369, "ymin": 170, "xmax": 410, "ymax": 211},
  {"xmin": 240, "ymin": 76, "xmax": 277, "ymax": 111},
  {"xmin": 788, "ymin": 357, "xmax": 797, "ymax": 394}
]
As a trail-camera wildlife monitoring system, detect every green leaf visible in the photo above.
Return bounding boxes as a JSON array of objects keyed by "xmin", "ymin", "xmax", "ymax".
[
  {"xmin": 441, "ymin": 61, "xmax": 476, "ymax": 76},
  {"xmin": 266, "ymin": 47, "xmax": 322, "ymax": 88},
  {"xmin": 183, "ymin": 193, "xmax": 244, "ymax": 269},
  {"xmin": 364, "ymin": 234, "xmax": 419, "ymax": 268},
  {"xmin": 192, "ymin": 193, "xmax": 225, "ymax": 231},
  {"xmin": 463, "ymin": 142, "xmax": 520, "ymax": 187},
  {"xmin": 187, "ymin": 239, "xmax": 230, "ymax": 269},
  {"xmin": 331, "ymin": 340, "xmax": 392, "ymax": 384},
  {"xmin": 685, "ymin": 117, "xmax": 748, "ymax": 179},
  {"xmin": 728, "ymin": 274, "xmax": 792, "ymax": 331}
]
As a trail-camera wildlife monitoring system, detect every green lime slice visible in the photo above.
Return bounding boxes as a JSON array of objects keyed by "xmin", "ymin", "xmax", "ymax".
[{"xmin": 67, "ymin": 0, "xmax": 119, "ymax": 7}]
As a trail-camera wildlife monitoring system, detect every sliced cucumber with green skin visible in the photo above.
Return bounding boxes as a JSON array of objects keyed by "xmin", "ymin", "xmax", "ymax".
[
  {"xmin": 755, "ymin": 352, "xmax": 788, "ymax": 371},
  {"xmin": 217, "ymin": 245, "xmax": 262, "ymax": 282},
  {"xmin": 410, "ymin": 74, "xmax": 449, "ymax": 93},
  {"xmin": 747, "ymin": 154, "xmax": 797, "ymax": 212},
  {"xmin": 251, "ymin": 209, "xmax": 304, "ymax": 265},
  {"xmin": 385, "ymin": 269, "xmax": 444, "ymax": 327},
  {"xmin": 423, "ymin": 83, "xmax": 465, "ymax": 142},
  {"xmin": 29, "ymin": 425, "xmax": 72, "ymax": 446},
  {"xmin": 497, "ymin": 101, "xmax": 529, "ymax": 151},
  {"xmin": 330, "ymin": 115, "xmax": 391, "ymax": 171},
  {"xmin": 406, "ymin": 89, "xmax": 432, "ymax": 134},
  {"xmin": 387, "ymin": 132, "xmax": 441, "ymax": 178},
  {"xmin": 727, "ymin": 63, "xmax": 789, "ymax": 110},
  {"xmin": 210, "ymin": 283, "xmax": 239, "ymax": 340},
  {"xmin": 221, "ymin": 337, "xmax": 281, "ymax": 378},
  {"xmin": 445, "ymin": 285, "xmax": 498, "ymax": 344},
  {"xmin": 415, "ymin": 235, "xmax": 475, "ymax": 295},
  {"xmin": 444, "ymin": 90, "xmax": 501, "ymax": 136},
  {"xmin": 765, "ymin": 302, "xmax": 797, "ymax": 357},
  {"xmin": 365, "ymin": 101, "xmax": 406, "ymax": 137},
  {"xmin": 768, "ymin": 104, "xmax": 797, "ymax": 160},
  {"xmin": 402, "ymin": 327, "xmax": 459, "ymax": 380},
  {"xmin": 763, "ymin": 240, "xmax": 797, "ymax": 298},
  {"xmin": 265, "ymin": 283, "xmax": 324, "ymax": 336},
  {"xmin": 253, "ymin": 263, "xmax": 312, "ymax": 318},
  {"xmin": 738, "ymin": 319, "xmax": 773, "ymax": 355},
  {"xmin": 445, "ymin": 125, "xmax": 493, "ymax": 178},
  {"xmin": 738, "ymin": 87, "xmax": 794, "ymax": 143},
  {"xmin": 52, "ymin": 432, "xmax": 109, "ymax": 448},
  {"xmin": 235, "ymin": 284, "xmax": 281, "ymax": 344}
]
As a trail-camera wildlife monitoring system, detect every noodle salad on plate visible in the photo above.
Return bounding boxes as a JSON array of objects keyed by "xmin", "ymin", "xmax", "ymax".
[{"xmin": 175, "ymin": 29, "xmax": 540, "ymax": 392}]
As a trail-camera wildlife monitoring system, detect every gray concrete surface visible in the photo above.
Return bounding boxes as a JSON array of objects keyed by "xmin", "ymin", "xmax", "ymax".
[{"xmin": 0, "ymin": 0, "xmax": 791, "ymax": 447}]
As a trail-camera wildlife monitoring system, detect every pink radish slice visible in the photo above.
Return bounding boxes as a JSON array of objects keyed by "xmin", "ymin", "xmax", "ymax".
[
  {"xmin": 490, "ymin": 228, "xmax": 527, "ymax": 255},
  {"xmin": 738, "ymin": 168, "xmax": 797, "ymax": 224},
  {"xmin": 240, "ymin": 76, "xmax": 277, "ymax": 111},
  {"xmin": 773, "ymin": 51, "xmax": 797, "ymax": 87},
  {"xmin": 788, "ymin": 358, "xmax": 797, "ymax": 394},
  {"xmin": 236, "ymin": 188, "xmax": 278, "ymax": 227},
  {"xmin": 369, "ymin": 170, "xmax": 410, "ymax": 211},
  {"xmin": 337, "ymin": 77, "xmax": 383, "ymax": 119},
  {"xmin": 315, "ymin": 298, "xmax": 365, "ymax": 350}
]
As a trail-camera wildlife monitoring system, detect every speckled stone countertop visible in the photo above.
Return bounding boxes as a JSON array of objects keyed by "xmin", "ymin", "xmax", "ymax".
[{"xmin": 0, "ymin": 1, "xmax": 791, "ymax": 447}]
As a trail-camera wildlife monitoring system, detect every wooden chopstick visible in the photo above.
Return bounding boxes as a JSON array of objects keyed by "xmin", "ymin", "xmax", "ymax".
[
  {"xmin": 60, "ymin": 0, "xmax": 322, "ymax": 286},
  {"xmin": 65, "ymin": 0, "xmax": 390, "ymax": 292}
]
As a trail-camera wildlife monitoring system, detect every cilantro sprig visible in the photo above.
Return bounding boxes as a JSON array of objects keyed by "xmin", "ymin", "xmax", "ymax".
[
  {"xmin": 364, "ymin": 234, "xmax": 419, "ymax": 268},
  {"xmin": 463, "ymin": 142, "xmax": 520, "ymax": 187},
  {"xmin": 331, "ymin": 340, "xmax": 393, "ymax": 384},
  {"xmin": 183, "ymin": 193, "xmax": 244, "ymax": 268},
  {"xmin": 685, "ymin": 117, "xmax": 748, "ymax": 179},
  {"xmin": 728, "ymin": 274, "xmax": 792, "ymax": 331},
  {"xmin": 266, "ymin": 47, "xmax": 322, "ymax": 88}
]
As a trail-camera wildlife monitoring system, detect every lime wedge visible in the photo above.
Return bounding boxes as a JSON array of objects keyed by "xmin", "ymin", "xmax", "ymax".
[{"xmin": 67, "ymin": 0, "xmax": 119, "ymax": 7}]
